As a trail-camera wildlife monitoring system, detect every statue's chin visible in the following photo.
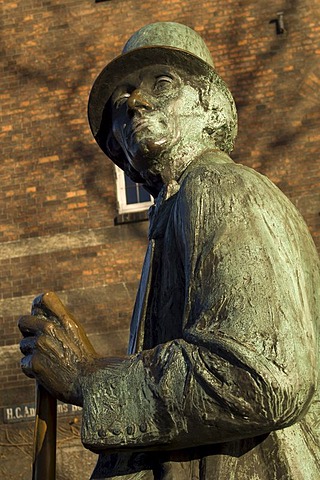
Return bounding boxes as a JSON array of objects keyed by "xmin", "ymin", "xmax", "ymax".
[
  {"xmin": 127, "ymin": 137, "xmax": 169, "ymax": 172},
  {"xmin": 136, "ymin": 135, "xmax": 169, "ymax": 154}
]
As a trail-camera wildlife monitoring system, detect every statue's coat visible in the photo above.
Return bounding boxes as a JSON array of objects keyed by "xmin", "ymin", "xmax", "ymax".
[{"xmin": 82, "ymin": 153, "xmax": 320, "ymax": 479}]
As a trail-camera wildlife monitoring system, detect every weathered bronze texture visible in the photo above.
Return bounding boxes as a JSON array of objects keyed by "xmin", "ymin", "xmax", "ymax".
[{"xmin": 19, "ymin": 22, "xmax": 319, "ymax": 479}]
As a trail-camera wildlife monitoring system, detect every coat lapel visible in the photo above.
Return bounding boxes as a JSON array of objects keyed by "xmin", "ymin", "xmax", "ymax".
[{"xmin": 128, "ymin": 239, "xmax": 155, "ymax": 355}]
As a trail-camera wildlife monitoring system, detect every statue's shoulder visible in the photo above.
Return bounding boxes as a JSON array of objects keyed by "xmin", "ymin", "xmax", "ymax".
[
  {"xmin": 180, "ymin": 155, "xmax": 272, "ymax": 197},
  {"xmin": 179, "ymin": 155, "xmax": 302, "ymax": 220}
]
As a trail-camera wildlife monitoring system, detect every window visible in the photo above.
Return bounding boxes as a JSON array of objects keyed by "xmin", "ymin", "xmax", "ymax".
[{"xmin": 115, "ymin": 166, "xmax": 154, "ymax": 215}]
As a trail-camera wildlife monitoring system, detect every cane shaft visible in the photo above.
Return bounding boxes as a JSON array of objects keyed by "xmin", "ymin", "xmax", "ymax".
[{"xmin": 32, "ymin": 383, "xmax": 57, "ymax": 480}]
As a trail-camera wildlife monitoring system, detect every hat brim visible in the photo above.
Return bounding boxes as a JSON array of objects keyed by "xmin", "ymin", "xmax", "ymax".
[{"xmin": 88, "ymin": 46, "xmax": 215, "ymax": 147}]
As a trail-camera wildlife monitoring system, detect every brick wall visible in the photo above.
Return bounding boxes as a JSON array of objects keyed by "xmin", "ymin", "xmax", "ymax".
[{"xmin": 1, "ymin": 0, "xmax": 319, "ymax": 478}]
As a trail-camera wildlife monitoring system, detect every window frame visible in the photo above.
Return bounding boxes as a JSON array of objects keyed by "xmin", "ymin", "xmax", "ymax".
[{"xmin": 114, "ymin": 165, "xmax": 154, "ymax": 214}]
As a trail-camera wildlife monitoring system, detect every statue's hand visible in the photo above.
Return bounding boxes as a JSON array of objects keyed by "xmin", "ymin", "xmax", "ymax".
[{"xmin": 18, "ymin": 292, "xmax": 98, "ymax": 406}]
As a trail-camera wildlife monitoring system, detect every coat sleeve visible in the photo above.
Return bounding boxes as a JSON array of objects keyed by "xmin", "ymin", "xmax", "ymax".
[{"xmin": 81, "ymin": 163, "xmax": 319, "ymax": 452}]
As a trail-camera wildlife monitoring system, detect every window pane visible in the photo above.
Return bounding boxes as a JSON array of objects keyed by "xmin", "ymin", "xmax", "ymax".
[
  {"xmin": 138, "ymin": 186, "xmax": 151, "ymax": 203},
  {"xmin": 124, "ymin": 175, "xmax": 151, "ymax": 204},
  {"xmin": 124, "ymin": 175, "xmax": 135, "ymax": 188},
  {"xmin": 124, "ymin": 176, "xmax": 138, "ymax": 204}
]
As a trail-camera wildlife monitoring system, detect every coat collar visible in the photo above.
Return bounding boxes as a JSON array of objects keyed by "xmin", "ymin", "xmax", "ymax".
[{"xmin": 148, "ymin": 149, "xmax": 234, "ymax": 239}]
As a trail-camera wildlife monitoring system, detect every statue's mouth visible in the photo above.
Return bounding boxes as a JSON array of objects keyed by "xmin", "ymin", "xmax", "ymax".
[{"xmin": 131, "ymin": 118, "xmax": 149, "ymax": 133}]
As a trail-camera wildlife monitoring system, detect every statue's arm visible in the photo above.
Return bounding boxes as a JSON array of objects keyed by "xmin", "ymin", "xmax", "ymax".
[{"xmin": 81, "ymin": 165, "xmax": 319, "ymax": 452}]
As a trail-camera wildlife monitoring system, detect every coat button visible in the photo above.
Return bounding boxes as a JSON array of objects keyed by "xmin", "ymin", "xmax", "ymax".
[
  {"xmin": 98, "ymin": 428, "xmax": 107, "ymax": 438},
  {"xmin": 126, "ymin": 425, "xmax": 134, "ymax": 435},
  {"xmin": 139, "ymin": 423, "xmax": 147, "ymax": 433}
]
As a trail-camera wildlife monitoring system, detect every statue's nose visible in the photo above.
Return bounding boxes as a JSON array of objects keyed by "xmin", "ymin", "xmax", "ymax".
[{"xmin": 127, "ymin": 89, "xmax": 153, "ymax": 111}]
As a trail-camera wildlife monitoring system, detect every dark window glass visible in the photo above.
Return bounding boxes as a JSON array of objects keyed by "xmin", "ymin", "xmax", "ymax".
[
  {"xmin": 124, "ymin": 175, "xmax": 150, "ymax": 205},
  {"xmin": 138, "ymin": 188, "xmax": 151, "ymax": 203},
  {"xmin": 124, "ymin": 176, "xmax": 138, "ymax": 204}
]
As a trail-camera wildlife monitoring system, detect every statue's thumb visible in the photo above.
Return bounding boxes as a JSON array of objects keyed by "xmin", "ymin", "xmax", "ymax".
[{"xmin": 31, "ymin": 291, "xmax": 69, "ymax": 321}]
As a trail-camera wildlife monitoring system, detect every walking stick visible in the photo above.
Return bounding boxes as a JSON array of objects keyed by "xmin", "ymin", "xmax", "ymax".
[{"xmin": 32, "ymin": 382, "xmax": 57, "ymax": 480}]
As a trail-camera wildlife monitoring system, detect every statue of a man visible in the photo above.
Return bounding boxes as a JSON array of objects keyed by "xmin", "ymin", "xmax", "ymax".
[{"xmin": 19, "ymin": 23, "xmax": 320, "ymax": 479}]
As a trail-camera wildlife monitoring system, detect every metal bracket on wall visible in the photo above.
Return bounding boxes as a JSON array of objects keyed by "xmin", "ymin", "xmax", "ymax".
[{"xmin": 269, "ymin": 12, "xmax": 286, "ymax": 35}]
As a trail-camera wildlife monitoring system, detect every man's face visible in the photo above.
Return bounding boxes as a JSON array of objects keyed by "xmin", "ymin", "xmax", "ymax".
[{"xmin": 110, "ymin": 65, "xmax": 205, "ymax": 176}]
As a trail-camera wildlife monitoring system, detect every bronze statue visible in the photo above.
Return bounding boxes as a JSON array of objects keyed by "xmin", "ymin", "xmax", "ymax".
[{"xmin": 19, "ymin": 22, "xmax": 320, "ymax": 479}]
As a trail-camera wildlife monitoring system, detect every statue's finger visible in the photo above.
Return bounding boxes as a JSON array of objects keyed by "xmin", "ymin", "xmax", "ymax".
[
  {"xmin": 36, "ymin": 292, "xmax": 77, "ymax": 329},
  {"xmin": 18, "ymin": 314, "xmax": 58, "ymax": 337},
  {"xmin": 18, "ymin": 314, "xmax": 42, "ymax": 336},
  {"xmin": 31, "ymin": 292, "xmax": 62, "ymax": 319},
  {"xmin": 20, "ymin": 354, "xmax": 36, "ymax": 378},
  {"xmin": 31, "ymin": 293, "xmax": 45, "ymax": 311},
  {"xmin": 37, "ymin": 334, "xmax": 65, "ymax": 360},
  {"xmin": 31, "ymin": 293, "xmax": 96, "ymax": 358},
  {"xmin": 20, "ymin": 336, "xmax": 37, "ymax": 355}
]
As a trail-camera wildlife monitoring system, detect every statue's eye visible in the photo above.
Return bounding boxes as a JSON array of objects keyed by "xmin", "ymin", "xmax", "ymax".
[
  {"xmin": 113, "ymin": 92, "xmax": 130, "ymax": 109},
  {"xmin": 154, "ymin": 75, "xmax": 173, "ymax": 92}
]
